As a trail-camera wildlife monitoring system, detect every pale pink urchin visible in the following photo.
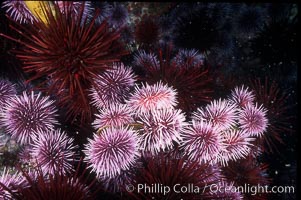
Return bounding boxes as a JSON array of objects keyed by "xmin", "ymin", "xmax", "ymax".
[
  {"xmin": 30, "ymin": 129, "xmax": 77, "ymax": 176},
  {"xmin": 92, "ymin": 103, "xmax": 134, "ymax": 130},
  {"xmin": 127, "ymin": 81, "xmax": 178, "ymax": 115},
  {"xmin": 238, "ymin": 103, "xmax": 268, "ymax": 137},
  {"xmin": 181, "ymin": 120, "xmax": 225, "ymax": 164},
  {"xmin": 230, "ymin": 85, "xmax": 255, "ymax": 108},
  {"xmin": 216, "ymin": 129, "xmax": 255, "ymax": 166},
  {"xmin": 84, "ymin": 126, "xmax": 140, "ymax": 178},
  {"xmin": 90, "ymin": 62, "xmax": 136, "ymax": 109},
  {"xmin": 0, "ymin": 91, "xmax": 58, "ymax": 144},
  {"xmin": 137, "ymin": 108, "xmax": 186, "ymax": 154},
  {"xmin": 192, "ymin": 99, "xmax": 238, "ymax": 131}
]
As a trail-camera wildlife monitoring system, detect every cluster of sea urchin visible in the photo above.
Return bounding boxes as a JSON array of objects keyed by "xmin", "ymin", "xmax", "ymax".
[
  {"xmin": 0, "ymin": 2, "xmax": 296, "ymax": 200},
  {"xmin": 0, "ymin": 1, "xmax": 128, "ymax": 123},
  {"xmin": 133, "ymin": 46, "xmax": 213, "ymax": 113},
  {"xmin": 184, "ymin": 85, "xmax": 268, "ymax": 166}
]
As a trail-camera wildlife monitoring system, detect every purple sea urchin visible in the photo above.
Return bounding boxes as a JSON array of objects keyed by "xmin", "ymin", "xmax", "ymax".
[
  {"xmin": 173, "ymin": 49, "xmax": 205, "ymax": 68},
  {"xmin": 133, "ymin": 50, "xmax": 160, "ymax": 69},
  {"xmin": 0, "ymin": 79, "xmax": 16, "ymax": 111},
  {"xmin": 0, "ymin": 167, "xmax": 25, "ymax": 199},
  {"xmin": 239, "ymin": 103, "xmax": 268, "ymax": 137},
  {"xmin": 0, "ymin": 91, "xmax": 58, "ymax": 144},
  {"xmin": 229, "ymin": 85, "xmax": 255, "ymax": 108},
  {"xmin": 127, "ymin": 81, "xmax": 178, "ymax": 115},
  {"xmin": 90, "ymin": 62, "xmax": 136, "ymax": 109},
  {"xmin": 1, "ymin": 0, "xmax": 35, "ymax": 24},
  {"xmin": 108, "ymin": 3, "xmax": 128, "ymax": 29},
  {"xmin": 84, "ymin": 126, "xmax": 140, "ymax": 178},
  {"xmin": 92, "ymin": 103, "xmax": 134, "ymax": 129},
  {"xmin": 30, "ymin": 129, "xmax": 77, "ymax": 176},
  {"xmin": 192, "ymin": 99, "xmax": 238, "ymax": 131},
  {"xmin": 54, "ymin": 1, "xmax": 94, "ymax": 20},
  {"xmin": 181, "ymin": 120, "xmax": 225, "ymax": 164},
  {"xmin": 217, "ymin": 129, "xmax": 255, "ymax": 166},
  {"xmin": 137, "ymin": 108, "xmax": 186, "ymax": 154}
]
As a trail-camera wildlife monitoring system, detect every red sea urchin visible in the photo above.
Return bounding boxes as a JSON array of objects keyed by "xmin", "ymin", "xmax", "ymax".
[
  {"xmin": 125, "ymin": 152, "xmax": 222, "ymax": 200},
  {"xmin": 249, "ymin": 77, "xmax": 295, "ymax": 153},
  {"xmin": 2, "ymin": 158, "xmax": 100, "ymax": 200},
  {"xmin": 0, "ymin": 2, "xmax": 128, "ymax": 123}
]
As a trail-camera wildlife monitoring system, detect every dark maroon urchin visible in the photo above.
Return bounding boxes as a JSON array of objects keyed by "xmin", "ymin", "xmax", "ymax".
[
  {"xmin": 134, "ymin": 45, "xmax": 213, "ymax": 113},
  {"xmin": 124, "ymin": 152, "xmax": 223, "ymax": 200},
  {"xmin": 221, "ymin": 156, "xmax": 270, "ymax": 200},
  {"xmin": 2, "ymin": 158, "xmax": 100, "ymax": 200},
  {"xmin": 0, "ymin": 2, "xmax": 128, "ymax": 123},
  {"xmin": 134, "ymin": 15, "xmax": 160, "ymax": 49},
  {"xmin": 249, "ymin": 77, "xmax": 296, "ymax": 154}
]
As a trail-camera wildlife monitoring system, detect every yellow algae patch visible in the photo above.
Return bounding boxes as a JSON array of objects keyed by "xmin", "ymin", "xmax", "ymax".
[{"xmin": 24, "ymin": 1, "xmax": 56, "ymax": 24}]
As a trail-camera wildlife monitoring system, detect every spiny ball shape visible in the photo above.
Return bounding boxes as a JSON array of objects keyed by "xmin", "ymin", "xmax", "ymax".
[
  {"xmin": 181, "ymin": 120, "xmax": 225, "ymax": 164},
  {"xmin": 0, "ymin": 79, "xmax": 16, "ymax": 111},
  {"xmin": 92, "ymin": 103, "xmax": 134, "ymax": 129},
  {"xmin": 30, "ymin": 129, "xmax": 77, "ymax": 176},
  {"xmin": 127, "ymin": 81, "xmax": 178, "ymax": 115},
  {"xmin": 0, "ymin": 91, "xmax": 58, "ymax": 144},
  {"xmin": 134, "ymin": 50, "xmax": 160, "ymax": 69},
  {"xmin": 239, "ymin": 103, "xmax": 268, "ymax": 137},
  {"xmin": 84, "ymin": 126, "xmax": 140, "ymax": 178},
  {"xmin": 173, "ymin": 49, "xmax": 205, "ymax": 68},
  {"xmin": 216, "ymin": 129, "xmax": 255, "ymax": 166},
  {"xmin": 90, "ymin": 62, "xmax": 136, "ymax": 109},
  {"xmin": 55, "ymin": 1, "xmax": 94, "ymax": 19},
  {"xmin": 1, "ymin": 2, "xmax": 128, "ymax": 122},
  {"xmin": 134, "ymin": 47, "xmax": 213, "ymax": 113},
  {"xmin": 192, "ymin": 99, "xmax": 238, "ymax": 132},
  {"xmin": 229, "ymin": 85, "xmax": 255, "ymax": 108},
  {"xmin": 1, "ymin": 0, "xmax": 35, "ymax": 24},
  {"xmin": 108, "ymin": 4, "xmax": 128, "ymax": 28},
  {"xmin": 126, "ymin": 153, "xmax": 222, "ymax": 200},
  {"xmin": 134, "ymin": 16, "xmax": 160, "ymax": 47},
  {"xmin": 137, "ymin": 108, "xmax": 186, "ymax": 154},
  {"xmin": 0, "ymin": 167, "xmax": 25, "ymax": 199}
]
